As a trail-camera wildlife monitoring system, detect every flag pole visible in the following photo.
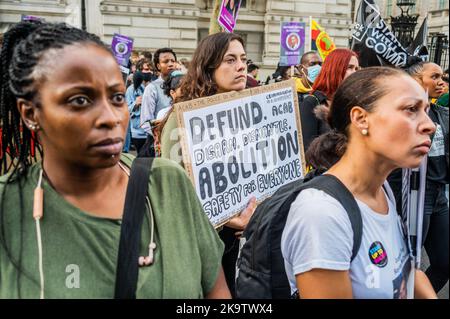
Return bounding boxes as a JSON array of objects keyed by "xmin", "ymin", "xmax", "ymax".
[
  {"xmin": 402, "ymin": 155, "xmax": 428, "ymax": 298},
  {"xmin": 308, "ymin": 16, "xmax": 312, "ymax": 52},
  {"xmin": 415, "ymin": 156, "xmax": 427, "ymax": 268},
  {"xmin": 402, "ymin": 167, "xmax": 415, "ymax": 298}
]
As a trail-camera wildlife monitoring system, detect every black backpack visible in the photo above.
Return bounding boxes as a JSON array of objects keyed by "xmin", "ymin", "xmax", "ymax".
[{"xmin": 235, "ymin": 173, "xmax": 363, "ymax": 299}]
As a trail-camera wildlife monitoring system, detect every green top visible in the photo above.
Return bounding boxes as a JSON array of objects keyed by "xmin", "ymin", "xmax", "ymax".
[
  {"xmin": 437, "ymin": 92, "xmax": 448, "ymax": 108},
  {"xmin": 0, "ymin": 154, "xmax": 224, "ymax": 299}
]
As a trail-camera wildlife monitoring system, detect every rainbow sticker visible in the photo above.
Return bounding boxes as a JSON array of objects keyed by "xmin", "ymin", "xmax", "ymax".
[{"xmin": 368, "ymin": 241, "xmax": 388, "ymax": 268}]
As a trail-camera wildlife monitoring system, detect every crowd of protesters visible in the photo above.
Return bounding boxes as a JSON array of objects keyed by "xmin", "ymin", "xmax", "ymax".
[{"xmin": 0, "ymin": 20, "xmax": 448, "ymax": 299}]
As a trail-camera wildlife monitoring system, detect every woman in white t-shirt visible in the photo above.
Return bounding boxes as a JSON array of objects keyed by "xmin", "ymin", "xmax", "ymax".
[{"xmin": 281, "ymin": 67, "xmax": 437, "ymax": 299}]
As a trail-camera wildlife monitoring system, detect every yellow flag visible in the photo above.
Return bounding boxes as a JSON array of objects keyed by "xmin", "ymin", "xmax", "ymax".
[{"xmin": 311, "ymin": 19, "xmax": 336, "ymax": 60}]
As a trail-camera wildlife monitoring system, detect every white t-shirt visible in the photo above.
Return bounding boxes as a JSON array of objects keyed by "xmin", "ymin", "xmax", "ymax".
[
  {"xmin": 281, "ymin": 183, "xmax": 412, "ymax": 299},
  {"xmin": 428, "ymin": 123, "xmax": 445, "ymax": 158}
]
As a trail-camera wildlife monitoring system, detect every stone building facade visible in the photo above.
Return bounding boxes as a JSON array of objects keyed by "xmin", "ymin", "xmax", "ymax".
[
  {"xmin": 1, "ymin": 0, "xmax": 356, "ymax": 76},
  {"xmin": 1, "ymin": 1, "xmax": 447, "ymax": 68}
]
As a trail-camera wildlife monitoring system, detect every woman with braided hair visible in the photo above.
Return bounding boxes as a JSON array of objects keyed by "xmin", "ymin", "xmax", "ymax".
[{"xmin": 0, "ymin": 21, "xmax": 229, "ymax": 298}]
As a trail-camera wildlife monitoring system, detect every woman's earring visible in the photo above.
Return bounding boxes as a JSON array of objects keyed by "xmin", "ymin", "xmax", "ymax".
[
  {"xmin": 362, "ymin": 129, "xmax": 368, "ymax": 136},
  {"xmin": 28, "ymin": 123, "xmax": 39, "ymax": 131}
]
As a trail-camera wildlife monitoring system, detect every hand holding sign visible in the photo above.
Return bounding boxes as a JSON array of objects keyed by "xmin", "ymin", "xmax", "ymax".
[{"xmin": 225, "ymin": 197, "xmax": 257, "ymax": 236}]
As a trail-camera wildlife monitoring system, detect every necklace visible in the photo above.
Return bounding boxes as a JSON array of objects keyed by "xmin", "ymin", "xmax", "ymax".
[{"xmin": 33, "ymin": 160, "xmax": 156, "ymax": 299}]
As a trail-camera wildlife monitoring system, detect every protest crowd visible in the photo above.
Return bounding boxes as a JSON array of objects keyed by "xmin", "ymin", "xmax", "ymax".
[{"xmin": 0, "ymin": 0, "xmax": 448, "ymax": 300}]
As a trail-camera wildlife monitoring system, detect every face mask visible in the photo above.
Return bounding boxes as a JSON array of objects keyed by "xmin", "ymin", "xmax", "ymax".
[
  {"xmin": 142, "ymin": 73, "xmax": 152, "ymax": 82},
  {"xmin": 306, "ymin": 64, "xmax": 321, "ymax": 83}
]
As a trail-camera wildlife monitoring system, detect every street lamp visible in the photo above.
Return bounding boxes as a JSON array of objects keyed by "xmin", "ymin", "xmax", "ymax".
[{"xmin": 390, "ymin": 0, "xmax": 419, "ymax": 47}]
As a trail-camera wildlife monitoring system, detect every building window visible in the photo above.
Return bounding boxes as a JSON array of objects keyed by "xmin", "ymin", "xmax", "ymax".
[
  {"xmin": 438, "ymin": 0, "xmax": 447, "ymax": 9},
  {"xmin": 198, "ymin": 29, "xmax": 209, "ymax": 43}
]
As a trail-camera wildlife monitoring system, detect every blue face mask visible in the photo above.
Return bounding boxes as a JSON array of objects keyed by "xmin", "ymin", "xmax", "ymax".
[{"xmin": 306, "ymin": 64, "xmax": 321, "ymax": 83}]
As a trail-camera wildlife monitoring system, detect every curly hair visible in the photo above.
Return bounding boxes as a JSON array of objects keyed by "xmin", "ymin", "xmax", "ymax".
[{"xmin": 0, "ymin": 21, "xmax": 110, "ymax": 176}]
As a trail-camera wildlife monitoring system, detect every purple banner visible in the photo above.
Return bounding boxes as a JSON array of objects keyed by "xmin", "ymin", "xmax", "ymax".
[
  {"xmin": 111, "ymin": 33, "xmax": 134, "ymax": 67},
  {"xmin": 218, "ymin": 0, "xmax": 242, "ymax": 33},
  {"xmin": 280, "ymin": 22, "xmax": 306, "ymax": 66}
]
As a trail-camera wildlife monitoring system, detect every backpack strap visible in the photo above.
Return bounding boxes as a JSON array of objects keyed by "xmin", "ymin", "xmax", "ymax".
[
  {"xmin": 304, "ymin": 92, "xmax": 321, "ymax": 107},
  {"xmin": 302, "ymin": 174, "xmax": 363, "ymax": 262},
  {"xmin": 306, "ymin": 90, "xmax": 327, "ymax": 106},
  {"xmin": 114, "ymin": 157, "xmax": 154, "ymax": 299}
]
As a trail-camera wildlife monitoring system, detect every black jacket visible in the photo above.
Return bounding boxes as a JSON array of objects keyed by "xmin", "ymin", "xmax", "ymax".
[{"xmin": 299, "ymin": 90, "xmax": 331, "ymax": 152}]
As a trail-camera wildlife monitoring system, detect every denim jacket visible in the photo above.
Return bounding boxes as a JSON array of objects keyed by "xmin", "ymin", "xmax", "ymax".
[{"xmin": 126, "ymin": 84, "xmax": 147, "ymax": 139}]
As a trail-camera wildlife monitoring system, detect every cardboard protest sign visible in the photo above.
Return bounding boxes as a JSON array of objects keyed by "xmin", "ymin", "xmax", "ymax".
[
  {"xmin": 175, "ymin": 80, "xmax": 306, "ymax": 227},
  {"xmin": 280, "ymin": 22, "xmax": 306, "ymax": 66},
  {"xmin": 352, "ymin": 0, "xmax": 409, "ymax": 68},
  {"xmin": 311, "ymin": 19, "xmax": 336, "ymax": 61},
  {"xmin": 218, "ymin": 0, "xmax": 243, "ymax": 33}
]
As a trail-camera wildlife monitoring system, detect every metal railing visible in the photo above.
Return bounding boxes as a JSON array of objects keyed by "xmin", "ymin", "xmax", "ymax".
[{"xmin": 428, "ymin": 33, "xmax": 449, "ymax": 70}]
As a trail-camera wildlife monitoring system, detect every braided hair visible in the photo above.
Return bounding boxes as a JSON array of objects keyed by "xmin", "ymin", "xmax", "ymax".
[
  {"xmin": 0, "ymin": 21, "xmax": 111, "ymax": 297},
  {"xmin": 0, "ymin": 21, "xmax": 110, "ymax": 176}
]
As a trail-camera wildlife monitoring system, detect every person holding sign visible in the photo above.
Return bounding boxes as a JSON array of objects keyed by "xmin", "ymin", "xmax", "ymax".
[
  {"xmin": 0, "ymin": 21, "xmax": 229, "ymax": 299},
  {"xmin": 300, "ymin": 49, "xmax": 359, "ymax": 153},
  {"xmin": 282, "ymin": 67, "xmax": 437, "ymax": 298},
  {"xmin": 159, "ymin": 32, "xmax": 256, "ymax": 297}
]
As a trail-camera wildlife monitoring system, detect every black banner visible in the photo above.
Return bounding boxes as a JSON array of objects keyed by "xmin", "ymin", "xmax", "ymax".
[
  {"xmin": 407, "ymin": 17, "xmax": 429, "ymax": 61},
  {"xmin": 351, "ymin": 0, "xmax": 409, "ymax": 68}
]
